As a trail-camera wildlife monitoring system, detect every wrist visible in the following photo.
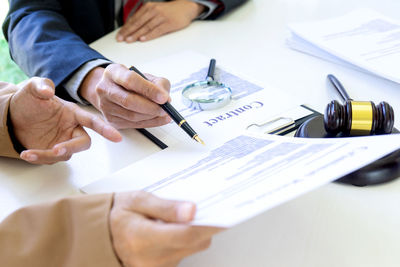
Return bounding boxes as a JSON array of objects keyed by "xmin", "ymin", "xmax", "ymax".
[
  {"xmin": 108, "ymin": 193, "xmax": 124, "ymax": 265},
  {"xmin": 178, "ymin": 0, "xmax": 206, "ymax": 20},
  {"xmin": 79, "ymin": 67, "xmax": 105, "ymax": 108}
]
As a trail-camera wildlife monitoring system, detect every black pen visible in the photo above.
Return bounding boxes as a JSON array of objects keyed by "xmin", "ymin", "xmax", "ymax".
[
  {"xmin": 137, "ymin": 128, "xmax": 167, "ymax": 150},
  {"xmin": 327, "ymin": 74, "xmax": 352, "ymax": 101},
  {"xmin": 129, "ymin": 66, "xmax": 205, "ymax": 145}
]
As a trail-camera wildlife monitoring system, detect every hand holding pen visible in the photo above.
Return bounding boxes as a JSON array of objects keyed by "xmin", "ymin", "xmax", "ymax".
[
  {"xmin": 129, "ymin": 66, "xmax": 204, "ymax": 145},
  {"xmin": 80, "ymin": 64, "xmax": 172, "ymax": 129}
]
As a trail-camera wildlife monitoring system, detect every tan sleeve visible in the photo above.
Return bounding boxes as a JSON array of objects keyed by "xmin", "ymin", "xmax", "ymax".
[
  {"xmin": 0, "ymin": 82, "xmax": 20, "ymax": 158},
  {"xmin": 0, "ymin": 193, "xmax": 121, "ymax": 267}
]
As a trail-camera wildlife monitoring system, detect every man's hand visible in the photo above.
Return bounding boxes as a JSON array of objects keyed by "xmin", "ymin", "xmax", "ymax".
[
  {"xmin": 9, "ymin": 77, "xmax": 122, "ymax": 164},
  {"xmin": 110, "ymin": 191, "xmax": 222, "ymax": 267},
  {"xmin": 116, "ymin": 0, "xmax": 205, "ymax": 43},
  {"xmin": 79, "ymin": 64, "xmax": 172, "ymax": 129}
]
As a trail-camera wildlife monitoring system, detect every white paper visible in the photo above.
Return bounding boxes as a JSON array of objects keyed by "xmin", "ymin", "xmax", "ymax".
[
  {"xmin": 137, "ymin": 51, "xmax": 298, "ymax": 146},
  {"xmin": 83, "ymin": 132, "xmax": 400, "ymax": 227},
  {"xmin": 287, "ymin": 9, "xmax": 400, "ymax": 83},
  {"xmin": 247, "ymin": 105, "xmax": 314, "ymax": 135}
]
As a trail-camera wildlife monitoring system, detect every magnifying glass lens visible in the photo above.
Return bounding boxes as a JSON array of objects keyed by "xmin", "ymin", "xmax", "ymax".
[
  {"xmin": 182, "ymin": 82, "xmax": 232, "ymax": 110},
  {"xmin": 184, "ymin": 83, "xmax": 229, "ymax": 101}
]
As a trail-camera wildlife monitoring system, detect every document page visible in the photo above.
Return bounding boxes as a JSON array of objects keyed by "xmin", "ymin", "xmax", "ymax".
[
  {"xmin": 83, "ymin": 132, "xmax": 400, "ymax": 227},
  {"xmin": 288, "ymin": 9, "xmax": 400, "ymax": 83},
  {"xmin": 137, "ymin": 51, "xmax": 297, "ymax": 147}
]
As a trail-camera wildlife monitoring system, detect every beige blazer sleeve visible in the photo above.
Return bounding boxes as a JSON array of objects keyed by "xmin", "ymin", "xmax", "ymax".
[
  {"xmin": 0, "ymin": 82, "xmax": 20, "ymax": 158},
  {"xmin": 0, "ymin": 193, "xmax": 121, "ymax": 267}
]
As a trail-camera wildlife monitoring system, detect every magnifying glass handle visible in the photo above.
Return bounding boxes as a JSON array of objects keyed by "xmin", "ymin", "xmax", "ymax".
[{"xmin": 207, "ymin": 58, "xmax": 216, "ymax": 81}]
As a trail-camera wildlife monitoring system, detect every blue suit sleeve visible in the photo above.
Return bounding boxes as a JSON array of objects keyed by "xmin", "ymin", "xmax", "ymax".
[
  {"xmin": 2, "ymin": 0, "xmax": 108, "ymax": 99},
  {"xmin": 221, "ymin": 0, "xmax": 248, "ymax": 14},
  {"xmin": 208, "ymin": 0, "xmax": 248, "ymax": 19}
]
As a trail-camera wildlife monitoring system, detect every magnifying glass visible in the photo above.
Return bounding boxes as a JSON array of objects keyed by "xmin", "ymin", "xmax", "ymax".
[{"xmin": 182, "ymin": 59, "xmax": 232, "ymax": 110}]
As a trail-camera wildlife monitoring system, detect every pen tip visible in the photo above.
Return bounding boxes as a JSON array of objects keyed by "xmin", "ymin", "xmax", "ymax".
[{"xmin": 194, "ymin": 135, "xmax": 205, "ymax": 145}]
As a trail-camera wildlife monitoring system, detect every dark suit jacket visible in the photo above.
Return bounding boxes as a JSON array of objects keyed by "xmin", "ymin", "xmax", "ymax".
[{"xmin": 3, "ymin": 0, "xmax": 246, "ymax": 101}]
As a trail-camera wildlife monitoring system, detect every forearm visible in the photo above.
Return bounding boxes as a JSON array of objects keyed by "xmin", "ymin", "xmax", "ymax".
[
  {"xmin": 3, "ymin": 1, "xmax": 108, "ymax": 94},
  {"xmin": 0, "ymin": 194, "xmax": 121, "ymax": 267}
]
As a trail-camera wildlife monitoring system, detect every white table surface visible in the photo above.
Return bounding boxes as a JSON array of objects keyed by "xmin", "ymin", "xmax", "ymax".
[{"xmin": 1, "ymin": 0, "xmax": 400, "ymax": 266}]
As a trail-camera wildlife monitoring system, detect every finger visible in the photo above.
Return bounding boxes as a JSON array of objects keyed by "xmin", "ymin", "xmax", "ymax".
[
  {"xmin": 139, "ymin": 22, "xmax": 170, "ymax": 42},
  {"xmin": 126, "ymin": 16, "xmax": 165, "ymax": 43},
  {"xmin": 20, "ymin": 127, "xmax": 92, "ymax": 164},
  {"xmin": 151, "ymin": 224, "xmax": 222, "ymax": 249},
  {"xmin": 117, "ymin": 4, "xmax": 154, "ymax": 42},
  {"xmin": 97, "ymin": 79, "xmax": 163, "ymax": 116},
  {"xmin": 72, "ymin": 104, "xmax": 122, "ymax": 142},
  {"xmin": 18, "ymin": 127, "xmax": 88, "ymax": 164},
  {"xmin": 117, "ymin": 4, "xmax": 156, "ymax": 41},
  {"xmin": 144, "ymin": 74, "xmax": 171, "ymax": 94},
  {"xmin": 105, "ymin": 114, "xmax": 171, "ymax": 129},
  {"xmin": 103, "ymin": 99, "xmax": 161, "ymax": 122},
  {"xmin": 105, "ymin": 86, "xmax": 166, "ymax": 116},
  {"xmin": 119, "ymin": 4, "xmax": 151, "ymax": 39},
  {"xmin": 20, "ymin": 149, "xmax": 72, "ymax": 165},
  {"xmin": 125, "ymin": 191, "xmax": 196, "ymax": 223},
  {"xmin": 25, "ymin": 77, "xmax": 55, "ymax": 100},
  {"xmin": 128, "ymin": 2, "xmax": 151, "ymax": 22},
  {"xmin": 52, "ymin": 126, "xmax": 92, "ymax": 155},
  {"xmin": 105, "ymin": 64, "xmax": 169, "ymax": 104}
]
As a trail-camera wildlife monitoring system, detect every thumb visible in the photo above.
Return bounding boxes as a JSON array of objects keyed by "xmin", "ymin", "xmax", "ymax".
[
  {"xmin": 121, "ymin": 191, "xmax": 196, "ymax": 223},
  {"xmin": 23, "ymin": 77, "xmax": 55, "ymax": 100}
]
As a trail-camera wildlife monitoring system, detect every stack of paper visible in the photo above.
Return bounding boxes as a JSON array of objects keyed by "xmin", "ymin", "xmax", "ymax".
[{"xmin": 287, "ymin": 9, "xmax": 400, "ymax": 84}]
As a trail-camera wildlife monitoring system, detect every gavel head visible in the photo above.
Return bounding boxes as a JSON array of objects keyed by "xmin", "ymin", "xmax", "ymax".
[{"xmin": 324, "ymin": 100, "xmax": 394, "ymax": 136}]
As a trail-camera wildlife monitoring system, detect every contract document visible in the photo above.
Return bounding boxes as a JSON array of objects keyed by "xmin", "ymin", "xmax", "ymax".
[
  {"xmin": 287, "ymin": 9, "xmax": 400, "ymax": 84},
  {"xmin": 136, "ymin": 51, "xmax": 297, "ymax": 147},
  {"xmin": 83, "ymin": 133, "xmax": 400, "ymax": 227}
]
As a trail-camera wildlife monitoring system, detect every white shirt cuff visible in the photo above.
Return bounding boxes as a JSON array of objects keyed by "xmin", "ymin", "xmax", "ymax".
[
  {"xmin": 191, "ymin": 0, "xmax": 218, "ymax": 20},
  {"xmin": 63, "ymin": 59, "xmax": 111, "ymax": 104}
]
